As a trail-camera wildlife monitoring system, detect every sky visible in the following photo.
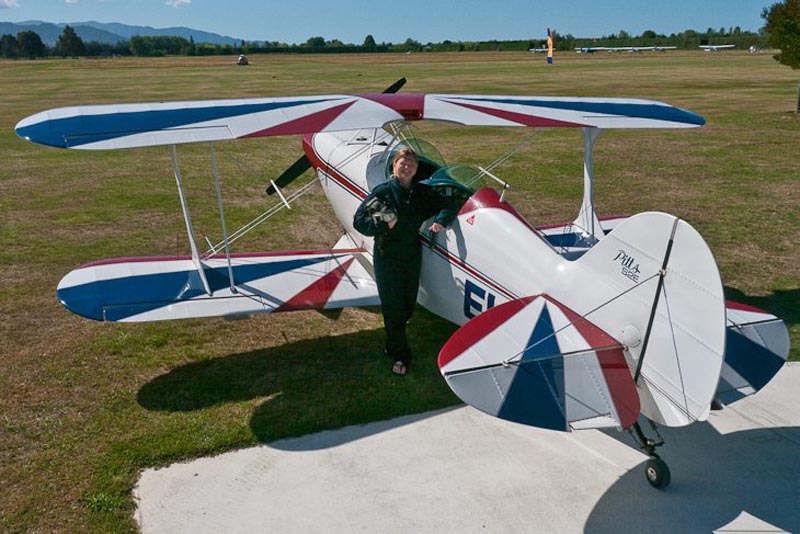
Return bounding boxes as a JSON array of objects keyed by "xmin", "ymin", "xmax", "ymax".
[{"xmin": 0, "ymin": 0, "xmax": 775, "ymax": 44}]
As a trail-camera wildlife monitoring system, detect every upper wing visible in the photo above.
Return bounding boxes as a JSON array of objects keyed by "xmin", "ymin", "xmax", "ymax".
[
  {"xmin": 16, "ymin": 93, "xmax": 704, "ymax": 150},
  {"xmin": 15, "ymin": 95, "xmax": 402, "ymax": 150}
]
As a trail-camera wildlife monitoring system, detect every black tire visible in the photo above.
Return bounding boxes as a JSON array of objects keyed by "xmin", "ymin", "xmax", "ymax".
[{"xmin": 645, "ymin": 457, "xmax": 671, "ymax": 489}]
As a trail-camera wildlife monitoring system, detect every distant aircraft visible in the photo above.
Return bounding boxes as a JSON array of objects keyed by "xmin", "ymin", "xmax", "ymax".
[
  {"xmin": 576, "ymin": 46, "xmax": 676, "ymax": 54},
  {"xmin": 626, "ymin": 46, "xmax": 677, "ymax": 53},
  {"xmin": 574, "ymin": 46, "xmax": 609, "ymax": 54},
  {"xmin": 700, "ymin": 44, "xmax": 736, "ymax": 52},
  {"xmin": 529, "ymin": 48, "xmax": 549, "ymax": 53}
]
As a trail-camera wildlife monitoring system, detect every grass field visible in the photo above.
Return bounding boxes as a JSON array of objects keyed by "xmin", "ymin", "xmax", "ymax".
[{"xmin": 1, "ymin": 51, "xmax": 798, "ymax": 533}]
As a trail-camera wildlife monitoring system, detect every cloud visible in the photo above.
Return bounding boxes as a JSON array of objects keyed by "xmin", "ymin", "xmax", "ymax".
[
  {"xmin": 0, "ymin": 0, "xmax": 20, "ymax": 8},
  {"xmin": 65, "ymin": 0, "xmax": 79, "ymax": 4},
  {"xmin": 166, "ymin": 0, "xmax": 191, "ymax": 6}
]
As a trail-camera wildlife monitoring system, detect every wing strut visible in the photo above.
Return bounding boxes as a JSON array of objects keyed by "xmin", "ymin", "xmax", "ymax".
[
  {"xmin": 574, "ymin": 128, "xmax": 603, "ymax": 243},
  {"xmin": 170, "ymin": 145, "xmax": 212, "ymax": 296},
  {"xmin": 210, "ymin": 143, "xmax": 237, "ymax": 294}
]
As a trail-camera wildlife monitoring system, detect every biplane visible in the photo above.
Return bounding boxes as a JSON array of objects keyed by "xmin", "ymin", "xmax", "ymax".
[{"xmin": 16, "ymin": 79, "xmax": 790, "ymax": 489}]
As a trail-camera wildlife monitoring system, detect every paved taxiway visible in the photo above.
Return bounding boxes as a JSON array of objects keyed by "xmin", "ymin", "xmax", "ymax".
[{"xmin": 135, "ymin": 363, "xmax": 799, "ymax": 533}]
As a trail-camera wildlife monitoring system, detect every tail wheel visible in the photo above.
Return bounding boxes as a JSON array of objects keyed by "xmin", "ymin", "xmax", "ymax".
[{"xmin": 645, "ymin": 456, "xmax": 671, "ymax": 489}]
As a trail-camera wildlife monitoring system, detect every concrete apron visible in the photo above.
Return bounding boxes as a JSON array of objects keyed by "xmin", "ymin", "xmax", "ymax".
[{"xmin": 135, "ymin": 363, "xmax": 800, "ymax": 534}]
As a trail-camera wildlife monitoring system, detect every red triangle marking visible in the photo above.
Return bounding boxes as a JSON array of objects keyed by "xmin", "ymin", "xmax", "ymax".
[
  {"xmin": 545, "ymin": 296, "xmax": 640, "ymax": 428},
  {"xmin": 276, "ymin": 257, "xmax": 355, "ymax": 312},
  {"xmin": 446, "ymin": 99, "xmax": 587, "ymax": 128},
  {"xmin": 243, "ymin": 101, "xmax": 355, "ymax": 138},
  {"xmin": 438, "ymin": 296, "xmax": 537, "ymax": 369}
]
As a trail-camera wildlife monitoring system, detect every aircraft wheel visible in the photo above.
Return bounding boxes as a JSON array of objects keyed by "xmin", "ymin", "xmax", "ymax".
[{"xmin": 645, "ymin": 456, "xmax": 671, "ymax": 489}]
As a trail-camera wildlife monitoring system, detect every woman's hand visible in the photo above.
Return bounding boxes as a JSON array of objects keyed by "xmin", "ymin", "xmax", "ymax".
[{"xmin": 429, "ymin": 222, "xmax": 444, "ymax": 233}]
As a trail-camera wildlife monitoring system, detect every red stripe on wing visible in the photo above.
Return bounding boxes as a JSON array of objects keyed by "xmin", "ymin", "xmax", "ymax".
[
  {"xmin": 725, "ymin": 300, "xmax": 771, "ymax": 314},
  {"xmin": 243, "ymin": 101, "xmax": 355, "ymax": 138},
  {"xmin": 276, "ymin": 257, "xmax": 356, "ymax": 312},
  {"xmin": 438, "ymin": 296, "xmax": 536, "ymax": 369},
  {"xmin": 444, "ymin": 99, "xmax": 587, "ymax": 127},
  {"xmin": 546, "ymin": 296, "xmax": 640, "ymax": 428}
]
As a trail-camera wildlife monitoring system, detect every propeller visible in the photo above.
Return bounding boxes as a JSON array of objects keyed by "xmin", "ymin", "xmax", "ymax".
[
  {"xmin": 266, "ymin": 153, "xmax": 312, "ymax": 195},
  {"xmin": 266, "ymin": 78, "xmax": 407, "ymax": 195},
  {"xmin": 382, "ymin": 77, "xmax": 407, "ymax": 94}
]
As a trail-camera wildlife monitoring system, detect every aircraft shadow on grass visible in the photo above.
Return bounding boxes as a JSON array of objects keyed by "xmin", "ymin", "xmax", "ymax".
[
  {"xmin": 586, "ymin": 421, "xmax": 800, "ymax": 533},
  {"xmin": 136, "ymin": 312, "xmax": 460, "ymax": 447}
]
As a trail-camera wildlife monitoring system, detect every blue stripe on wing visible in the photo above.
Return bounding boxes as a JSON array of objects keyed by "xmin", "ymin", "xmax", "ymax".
[
  {"xmin": 457, "ymin": 97, "xmax": 706, "ymax": 126},
  {"xmin": 16, "ymin": 98, "xmax": 337, "ymax": 148},
  {"xmin": 57, "ymin": 256, "xmax": 332, "ymax": 321}
]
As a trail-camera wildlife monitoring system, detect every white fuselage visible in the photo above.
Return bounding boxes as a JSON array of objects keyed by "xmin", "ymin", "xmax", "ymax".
[{"xmin": 309, "ymin": 130, "xmax": 566, "ymax": 327}]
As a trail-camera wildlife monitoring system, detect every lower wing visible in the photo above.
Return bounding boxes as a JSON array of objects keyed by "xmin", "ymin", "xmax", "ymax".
[{"xmin": 57, "ymin": 247, "xmax": 378, "ymax": 322}]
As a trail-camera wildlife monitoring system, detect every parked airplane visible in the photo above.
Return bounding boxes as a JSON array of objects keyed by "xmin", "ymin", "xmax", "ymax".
[
  {"xmin": 575, "ymin": 46, "xmax": 609, "ymax": 53},
  {"xmin": 576, "ymin": 46, "xmax": 677, "ymax": 54},
  {"xmin": 700, "ymin": 44, "xmax": 736, "ymax": 52},
  {"xmin": 15, "ymin": 80, "xmax": 790, "ymax": 489}
]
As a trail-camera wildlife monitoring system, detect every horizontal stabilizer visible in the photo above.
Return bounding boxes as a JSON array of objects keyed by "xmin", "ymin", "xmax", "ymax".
[
  {"xmin": 57, "ymin": 249, "xmax": 379, "ymax": 322},
  {"xmin": 716, "ymin": 301, "xmax": 790, "ymax": 405},
  {"xmin": 439, "ymin": 295, "xmax": 640, "ymax": 431},
  {"xmin": 17, "ymin": 94, "xmax": 703, "ymax": 150}
]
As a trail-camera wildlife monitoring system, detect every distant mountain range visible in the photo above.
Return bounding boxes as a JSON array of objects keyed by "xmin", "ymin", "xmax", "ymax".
[{"xmin": 0, "ymin": 20, "xmax": 242, "ymax": 46}]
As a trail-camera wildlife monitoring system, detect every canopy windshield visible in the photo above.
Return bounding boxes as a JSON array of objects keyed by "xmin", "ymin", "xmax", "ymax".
[
  {"xmin": 386, "ymin": 138, "xmax": 446, "ymax": 181},
  {"xmin": 425, "ymin": 165, "xmax": 492, "ymax": 193}
]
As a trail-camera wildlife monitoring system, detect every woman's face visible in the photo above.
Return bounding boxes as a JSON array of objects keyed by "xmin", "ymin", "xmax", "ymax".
[{"xmin": 393, "ymin": 156, "xmax": 418, "ymax": 187}]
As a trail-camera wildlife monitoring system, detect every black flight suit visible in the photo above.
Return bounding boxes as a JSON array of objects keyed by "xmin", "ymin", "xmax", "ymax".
[{"xmin": 353, "ymin": 178, "xmax": 456, "ymax": 367}]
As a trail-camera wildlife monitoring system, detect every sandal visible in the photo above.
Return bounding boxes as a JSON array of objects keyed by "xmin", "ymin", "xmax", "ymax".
[{"xmin": 391, "ymin": 360, "xmax": 408, "ymax": 376}]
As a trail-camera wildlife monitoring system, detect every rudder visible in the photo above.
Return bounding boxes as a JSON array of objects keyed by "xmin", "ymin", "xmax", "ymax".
[{"xmin": 546, "ymin": 212, "xmax": 727, "ymax": 427}]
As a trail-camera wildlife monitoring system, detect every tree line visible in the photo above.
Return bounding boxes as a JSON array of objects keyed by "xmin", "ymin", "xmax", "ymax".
[{"xmin": 0, "ymin": 23, "xmax": 780, "ymax": 60}]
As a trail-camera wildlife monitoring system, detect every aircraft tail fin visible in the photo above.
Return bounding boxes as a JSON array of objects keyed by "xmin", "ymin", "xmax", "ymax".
[
  {"xmin": 547, "ymin": 212, "xmax": 727, "ymax": 427},
  {"xmin": 440, "ymin": 212, "xmax": 731, "ymax": 432}
]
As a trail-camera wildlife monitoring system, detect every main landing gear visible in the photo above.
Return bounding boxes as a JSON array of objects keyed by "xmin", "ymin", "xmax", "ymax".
[{"xmin": 629, "ymin": 420, "xmax": 671, "ymax": 489}]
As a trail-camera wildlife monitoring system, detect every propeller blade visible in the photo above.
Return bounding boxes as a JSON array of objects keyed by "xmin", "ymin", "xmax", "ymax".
[
  {"xmin": 266, "ymin": 154, "xmax": 311, "ymax": 195},
  {"xmin": 382, "ymin": 77, "xmax": 407, "ymax": 94}
]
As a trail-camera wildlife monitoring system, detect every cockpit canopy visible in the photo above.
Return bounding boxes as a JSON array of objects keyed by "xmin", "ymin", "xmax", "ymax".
[
  {"xmin": 424, "ymin": 165, "xmax": 491, "ymax": 193},
  {"xmin": 385, "ymin": 138, "xmax": 493, "ymax": 205},
  {"xmin": 385, "ymin": 138, "xmax": 446, "ymax": 183}
]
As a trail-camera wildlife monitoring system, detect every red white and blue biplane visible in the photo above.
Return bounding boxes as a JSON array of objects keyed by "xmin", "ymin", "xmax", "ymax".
[{"xmin": 16, "ymin": 80, "xmax": 790, "ymax": 488}]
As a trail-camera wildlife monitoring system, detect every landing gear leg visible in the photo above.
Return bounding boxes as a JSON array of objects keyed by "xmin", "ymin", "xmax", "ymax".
[{"xmin": 629, "ymin": 420, "xmax": 671, "ymax": 489}]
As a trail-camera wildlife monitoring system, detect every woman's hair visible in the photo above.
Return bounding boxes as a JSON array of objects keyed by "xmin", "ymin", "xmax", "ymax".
[{"xmin": 392, "ymin": 148, "xmax": 418, "ymax": 166}]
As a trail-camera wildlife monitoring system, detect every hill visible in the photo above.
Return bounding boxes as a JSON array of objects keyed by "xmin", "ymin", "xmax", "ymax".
[{"xmin": 0, "ymin": 20, "xmax": 241, "ymax": 46}]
